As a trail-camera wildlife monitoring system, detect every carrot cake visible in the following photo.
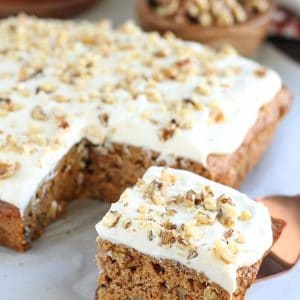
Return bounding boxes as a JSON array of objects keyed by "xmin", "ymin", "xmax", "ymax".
[
  {"xmin": 0, "ymin": 15, "xmax": 291, "ymax": 251},
  {"xmin": 96, "ymin": 166, "xmax": 285, "ymax": 300}
]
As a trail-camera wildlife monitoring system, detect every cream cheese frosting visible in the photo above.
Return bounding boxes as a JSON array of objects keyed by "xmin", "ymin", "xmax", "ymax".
[
  {"xmin": 0, "ymin": 16, "xmax": 281, "ymax": 213},
  {"xmin": 96, "ymin": 166, "xmax": 273, "ymax": 294}
]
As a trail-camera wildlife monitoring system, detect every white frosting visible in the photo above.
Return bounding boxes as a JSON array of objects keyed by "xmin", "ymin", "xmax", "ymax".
[
  {"xmin": 0, "ymin": 16, "xmax": 281, "ymax": 213},
  {"xmin": 96, "ymin": 166, "xmax": 273, "ymax": 294}
]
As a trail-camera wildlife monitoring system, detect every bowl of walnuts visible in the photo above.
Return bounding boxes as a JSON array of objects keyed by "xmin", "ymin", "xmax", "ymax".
[{"xmin": 135, "ymin": 0, "xmax": 275, "ymax": 56}]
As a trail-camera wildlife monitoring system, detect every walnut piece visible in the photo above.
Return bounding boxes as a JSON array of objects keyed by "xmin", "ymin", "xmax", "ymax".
[
  {"xmin": 102, "ymin": 211, "xmax": 121, "ymax": 228},
  {"xmin": 213, "ymin": 240, "xmax": 236, "ymax": 264},
  {"xmin": 0, "ymin": 161, "xmax": 19, "ymax": 179}
]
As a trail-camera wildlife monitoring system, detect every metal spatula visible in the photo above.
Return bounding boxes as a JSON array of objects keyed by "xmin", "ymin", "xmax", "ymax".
[{"xmin": 256, "ymin": 194, "xmax": 300, "ymax": 280}]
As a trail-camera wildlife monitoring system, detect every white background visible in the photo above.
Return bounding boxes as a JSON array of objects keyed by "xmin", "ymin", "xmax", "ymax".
[{"xmin": 1, "ymin": 1, "xmax": 299, "ymax": 299}]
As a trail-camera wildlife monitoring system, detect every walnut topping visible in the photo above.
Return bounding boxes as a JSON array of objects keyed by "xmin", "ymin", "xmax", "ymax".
[
  {"xmin": 56, "ymin": 116, "xmax": 69, "ymax": 130},
  {"xmin": 195, "ymin": 211, "xmax": 215, "ymax": 225},
  {"xmin": 0, "ymin": 161, "xmax": 19, "ymax": 179},
  {"xmin": 143, "ymin": 179, "xmax": 167, "ymax": 205},
  {"xmin": 213, "ymin": 240, "xmax": 236, "ymax": 264},
  {"xmin": 147, "ymin": 230, "xmax": 154, "ymax": 241},
  {"xmin": 196, "ymin": 82, "xmax": 212, "ymax": 96},
  {"xmin": 137, "ymin": 204, "xmax": 149, "ymax": 214},
  {"xmin": 160, "ymin": 230, "xmax": 176, "ymax": 246},
  {"xmin": 182, "ymin": 190, "xmax": 197, "ymax": 207},
  {"xmin": 0, "ymin": 134, "xmax": 24, "ymax": 153},
  {"xmin": 217, "ymin": 194, "xmax": 233, "ymax": 209},
  {"xmin": 36, "ymin": 82, "xmax": 55, "ymax": 94},
  {"xmin": 53, "ymin": 94, "xmax": 70, "ymax": 103},
  {"xmin": 254, "ymin": 68, "xmax": 267, "ymax": 77},
  {"xmin": 159, "ymin": 119, "xmax": 178, "ymax": 141},
  {"xmin": 185, "ymin": 224, "xmax": 203, "ymax": 241},
  {"xmin": 217, "ymin": 203, "xmax": 238, "ymax": 228},
  {"xmin": 160, "ymin": 169, "xmax": 177, "ymax": 185},
  {"xmin": 123, "ymin": 219, "xmax": 132, "ymax": 229},
  {"xmin": 187, "ymin": 248, "xmax": 198, "ymax": 260},
  {"xmin": 99, "ymin": 113, "xmax": 109, "ymax": 126},
  {"xmin": 0, "ymin": 98, "xmax": 23, "ymax": 114},
  {"xmin": 209, "ymin": 105, "xmax": 225, "ymax": 123},
  {"xmin": 18, "ymin": 65, "xmax": 43, "ymax": 82},
  {"xmin": 102, "ymin": 211, "xmax": 121, "ymax": 228},
  {"xmin": 166, "ymin": 208, "xmax": 177, "ymax": 216},
  {"xmin": 31, "ymin": 105, "xmax": 49, "ymax": 121},
  {"xmin": 203, "ymin": 196, "xmax": 217, "ymax": 211},
  {"xmin": 224, "ymin": 229, "xmax": 234, "ymax": 239},
  {"xmin": 145, "ymin": 89, "xmax": 162, "ymax": 103},
  {"xmin": 163, "ymin": 220, "xmax": 177, "ymax": 230},
  {"xmin": 101, "ymin": 91, "xmax": 115, "ymax": 104},
  {"xmin": 239, "ymin": 210, "xmax": 252, "ymax": 221}
]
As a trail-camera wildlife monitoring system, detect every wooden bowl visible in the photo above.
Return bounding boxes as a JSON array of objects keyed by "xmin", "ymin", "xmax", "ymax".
[
  {"xmin": 135, "ymin": 0, "xmax": 275, "ymax": 56},
  {"xmin": 0, "ymin": 0, "xmax": 97, "ymax": 19}
]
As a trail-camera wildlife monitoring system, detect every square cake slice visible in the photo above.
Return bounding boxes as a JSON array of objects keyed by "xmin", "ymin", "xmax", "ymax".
[{"xmin": 95, "ymin": 166, "xmax": 284, "ymax": 299}]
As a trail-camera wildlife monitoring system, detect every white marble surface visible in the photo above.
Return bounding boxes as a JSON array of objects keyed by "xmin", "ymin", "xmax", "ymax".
[{"xmin": 0, "ymin": 1, "xmax": 299, "ymax": 299}]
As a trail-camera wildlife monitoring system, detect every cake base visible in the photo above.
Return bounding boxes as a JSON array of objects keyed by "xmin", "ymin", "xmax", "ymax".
[
  {"xmin": 0, "ymin": 88, "xmax": 291, "ymax": 251},
  {"xmin": 95, "ymin": 218, "xmax": 285, "ymax": 300}
]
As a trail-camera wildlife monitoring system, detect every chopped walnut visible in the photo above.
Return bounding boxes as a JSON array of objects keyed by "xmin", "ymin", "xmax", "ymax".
[
  {"xmin": 182, "ymin": 190, "xmax": 197, "ymax": 207},
  {"xmin": 137, "ymin": 204, "xmax": 150, "ymax": 214},
  {"xmin": 123, "ymin": 219, "xmax": 132, "ymax": 229},
  {"xmin": 0, "ymin": 161, "xmax": 19, "ymax": 179},
  {"xmin": 224, "ymin": 229, "xmax": 234, "ymax": 239},
  {"xmin": 160, "ymin": 230, "xmax": 176, "ymax": 246},
  {"xmin": 254, "ymin": 68, "xmax": 267, "ymax": 77},
  {"xmin": 37, "ymin": 82, "xmax": 55, "ymax": 94},
  {"xmin": 239, "ymin": 209, "xmax": 252, "ymax": 221},
  {"xmin": 166, "ymin": 208, "xmax": 177, "ymax": 216},
  {"xmin": 160, "ymin": 169, "xmax": 177, "ymax": 185},
  {"xmin": 53, "ymin": 94, "xmax": 70, "ymax": 103},
  {"xmin": 145, "ymin": 89, "xmax": 162, "ymax": 103},
  {"xmin": 163, "ymin": 220, "xmax": 177, "ymax": 230},
  {"xmin": 217, "ymin": 194, "xmax": 234, "ymax": 209},
  {"xmin": 31, "ymin": 105, "xmax": 49, "ymax": 121},
  {"xmin": 196, "ymin": 82, "xmax": 212, "ymax": 96},
  {"xmin": 187, "ymin": 248, "xmax": 198, "ymax": 259},
  {"xmin": 102, "ymin": 211, "xmax": 121, "ymax": 228},
  {"xmin": 209, "ymin": 105, "xmax": 225, "ymax": 123},
  {"xmin": 195, "ymin": 211, "xmax": 215, "ymax": 225},
  {"xmin": 98, "ymin": 112, "xmax": 109, "ymax": 126},
  {"xmin": 147, "ymin": 230, "xmax": 154, "ymax": 241},
  {"xmin": 0, "ymin": 98, "xmax": 23, "ymax": 114},
  {"xmin": 213, "ymin": 240, "xmax": 236, "ymax": 264},
  {"xmin": 217, "ymin": 203, "xmax": 238, "ymax": 228},
  {"xmin": 143, "ymin": 179, "xmax": 167, "ymax": 205},
  {"xmin": 56, "ymin": 116, "xmax": 70, "ymax": 130},
  {"xmin": 159, "ymin": 119, "xmax": 178, "ymax": 141},
  {"xmin": 203, "ymin": 196, "xmax": 217, "ymax": 211},
  {"xmin": 185, "ymin": 224, "xmax": 204, "ymax": 240}
]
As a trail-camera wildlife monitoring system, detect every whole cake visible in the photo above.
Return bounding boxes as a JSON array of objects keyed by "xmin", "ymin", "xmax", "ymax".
[
  {"xmin": 0, "ymin": 15, "xmax": 291, "ymax": 251},
  {"xmin": 96, "ymin": 166, "xmax": 285, "ymax": 299}
]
